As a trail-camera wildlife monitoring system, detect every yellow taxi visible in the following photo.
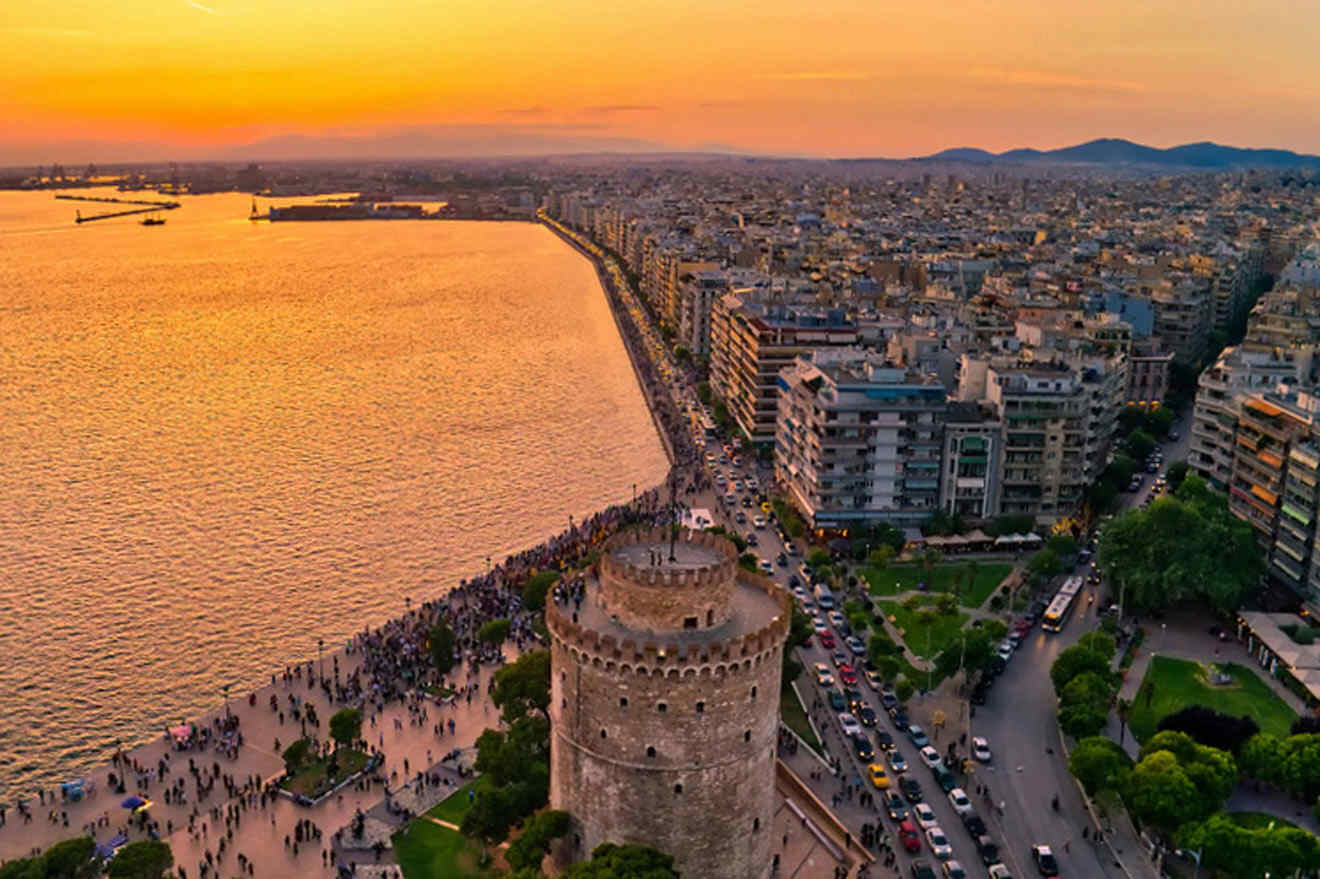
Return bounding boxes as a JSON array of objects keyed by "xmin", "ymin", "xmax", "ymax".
[{"xmin": 868, "ymin": 763, "xmax": 891, "ymax": 789}]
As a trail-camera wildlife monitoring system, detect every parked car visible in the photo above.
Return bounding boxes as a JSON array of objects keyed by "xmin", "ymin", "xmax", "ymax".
[
  {"xmin": 942, "ymin": 861, "xmax": 967, "ymax": 879},
  {"xmin": 975, "ymin": 835, "xmax": 999, "ymax": 866},
  {"xmin": 932, "ymin": 764, "xmax": 957, "ymax": 792},
  {"xmin": 813, "ymin": 663, "xmax": 834, "ymax": 687},
  {"xmin": 880, "ymin": 690, "xmax": 898, "ymax": 710},
  {"xmin": 912, "ymin": 802, "xmax": 938, "ymax": 830},
  {"xmin": 948, "ymin": 788, "xmax": 973, "ymax": 816},
  {"xmin": 962, "ymin": 812, "xmax": 987, "ymax": 837},
  {"xmin": 864, "ymin": 669, "xmax": 882, "ymax": 690},
  {"xmin": 910, "ymin": 862, "xmax": 937, "ymax": 879},
  {"xmin": 908, "ymin": 725, "xmax": 930, "ymax": 747},
  {"xmin": 972, "ymin": 737, "xmax": 992, "ymax": 763},
  {"xmin": 918, "ymin": 746, "xmax": 943, "ymax": 769},
  {"xmin": 846, "ymin": 635, "xmax": 867, "ymax": 655}
]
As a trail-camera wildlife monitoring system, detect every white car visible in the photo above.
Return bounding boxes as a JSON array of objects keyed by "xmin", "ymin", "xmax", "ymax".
[
  {"xmin": 925, "ymin": 826, "xmax": 953, "ymax": 860},
  {"xmin": 942, "ymin": 862, "xmax": 967, "ymax": 879},
  {"xmin": 988, "ymin": 865, "xmax": 1012, "ymax": 879},
  {"xmin": 759, "ymin": 558, "xmax": 774, "ymax": 574},
  {"xmin": 947, "ymin": 788, "xmax": 973, "ymax": 816},
  {"xmin": 753, "ymin": 515, "xmax": 767, "ymax": 529},
  {"xmin": 812, "ymin": 618, "xmax": 829, "ymax": 635},
  {"xmin": 996, "ymin": 641, "xmax": 1014, "ymax": 661},
  {"xmin": 838, "ymin": 713, "xmax": 861, "ymax": 737},
  {"xmin": 972, "ymin": 737, "xmax": 992, "ymax": 763},
  {"xmin": 793, "ymin": 586, "xmax": 809, "ymax": 603},
  {"xmin": 913, "ymin": 802, "xmax": 938, "ymax": 829},
  {"xmin": 919, "ymin": 746, "xmax": 943, "ymax": 769},
  {"xmin": 813, "ymin": 663, "xmax": 834, "ymax": 687},
  {"xmin": 828, "ymin": 611, "xmax": 847, "ymax": 629}
]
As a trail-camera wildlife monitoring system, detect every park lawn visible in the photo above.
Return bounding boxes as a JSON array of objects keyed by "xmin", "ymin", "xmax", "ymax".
[
  {"xmin": 1127, "ymin": 657, "xmax": 1298, "ymax": 744},
  {"xmin": 394, "ymin": 819, "xmax": 498, "ymax": 879},
  {"xmin": 863, "ymin": 563, "xmax": 1012, "ymax": 608},
  {"xmin": 427, "ymin": 777, "xmax": 491, "ymax": 826},
  {"xmin": 878, "ymin": 601, "xmax": 969, "ymax": 660},
  {"xmin": 1229, "ymin": 811, "xmax": 1303, "ymax": 832},
  {"xmin": 780, "ymin": 681, "xmax": 822, "ymax": 755},
  {"xmin": 280, "ymin": 747, "xmax": 370, "ymax": 799}
]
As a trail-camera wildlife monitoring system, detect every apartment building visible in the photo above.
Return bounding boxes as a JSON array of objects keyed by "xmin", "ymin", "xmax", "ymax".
[
  {"xmin": 939, "ymin": 403, "xmax": 1003, "ymax": 520},
  {"xmin": 710, "ymin": 294, "xmax": 860, "ymax": 444},
  {"xmin": 1127, "ymin": 342, "xmax": 1174, "ymax": 406},
  {"xmin": 1228, "ymin": 393, "xmax": 1313, "ymax": 548},
  {"xmin": 775, "ymin": 351, "xmax": 948, "ymax": 528}
]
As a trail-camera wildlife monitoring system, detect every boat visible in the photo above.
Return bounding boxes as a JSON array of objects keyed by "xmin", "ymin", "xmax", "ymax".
[{"xmin": 141, "ymin": 215, "xmax": 165, "ymax": 226}]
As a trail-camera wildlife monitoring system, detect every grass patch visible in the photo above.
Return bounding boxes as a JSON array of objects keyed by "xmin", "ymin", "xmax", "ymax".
[
  {"xmin": 394, "ymin": 819, "xmax": 498, "ymax": 879},
  {"xmin": 780, "ymin": 681, "xmax": 822, "ymax": 755},
  {"xmin": 878, "ymin": 600, "xmax": 969, "ymax": 659},
  {"xmin": 1127, "ymin": 657, "xmax": 1298, "ymax": 744},
  {"xmin": 1228, "ymin": 811, "xmax": 1303, "ymax": 832},
  {"xmin": 280, "ymin": 748, "xmax": 370, "ymax": 799},
  {"xmin": 427, "ymin": 777, "xmax": 491, "ymax": 826},
  {"xmin": 863, "ymin": 563, "xmax": 1012, "ymax": 607}
]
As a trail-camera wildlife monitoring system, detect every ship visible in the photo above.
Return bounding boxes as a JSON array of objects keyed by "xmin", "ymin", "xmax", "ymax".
[{"xmin": 141, "ymin": 215, "xmax": 166, "ymax": 226}]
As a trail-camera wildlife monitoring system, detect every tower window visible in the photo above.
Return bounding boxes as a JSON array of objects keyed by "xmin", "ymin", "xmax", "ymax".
[
  {"xmin": 619, "ymin": 696, "xmax": 628, "ymax": 708},
  {"xmin": 684, "ymin": 616, "xmax": 698, "ymax": 629},
  {"xmin": 754, "ymin": 818, "xmax": 760, "ymax": 832},
  {"xmin": 696, "ymin": 701, "xmax": 705, "ymax": 714},
  {"xmin": 674, "ymin": 784, "xmax": 683, "ymax": 794},
  {"xmin": 706, "ymin": 609, "xmax": 714, "ymax": 626},
  {"xmin": 751, "ymin": 686, "xmax": 758, "ymax": 700},
  {"xmin": 657, "ymin": 702, "xmax": 667, "ymax": 713},
  {"xmin": 646, "ymin": 746, "xmax": 656, "ymax": 758},
  {"xmin": 600, "ymin": 729, "xmax": 607, "ymax": 739},
  {"xmin": 744, "ymin": 730, "xmax": 751, "ymax": 743}
]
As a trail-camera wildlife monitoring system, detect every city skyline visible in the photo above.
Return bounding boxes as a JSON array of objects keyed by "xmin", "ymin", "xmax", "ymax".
[{"xmin": 5, "ymin": 0, "xmax": 1320, "ymax": 163}]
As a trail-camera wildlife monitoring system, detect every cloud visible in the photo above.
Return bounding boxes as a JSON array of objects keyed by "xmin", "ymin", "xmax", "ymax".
[
  {"xmin": 758, "ymin": 72, "xmax": 873, "ymax": 82},
  {"xmin": 966, "ymin": 68, "xmax": 1145, "ymax": 93}
]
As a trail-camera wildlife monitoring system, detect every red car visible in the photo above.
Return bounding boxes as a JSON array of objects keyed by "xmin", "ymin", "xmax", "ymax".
[
  {"xmin": 839, "ymin": 665, "xmax": 858, "ymax": 686},
  {"xmin": 898, "ymin": 819, "xmax": 922, "ymax": 853},
  {"xmin": 818, "ymin": 632, "xmax": 836, "ymax": 649}
]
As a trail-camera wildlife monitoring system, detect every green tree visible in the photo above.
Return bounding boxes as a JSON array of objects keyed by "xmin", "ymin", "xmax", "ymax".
[
  {"xmin": 328, "ymin": 708, "xmax": 362, "ymax": 750},
  {"xmin": 1239, "ymin": 732, "xmax": 1283, "ymax": 781},
  {"xmin": 0, "ymin": 859, "xmax": 38, "ymax": 879},
  {"xmin": 1050, "ymin": 645, "xmax": 1114, "ymax": 696},
  {"xmin": 894, "ymin": 676, "xmax": 915, "ymax": 703},
  {"xmin": 1166, "ymin": 460, "xmax": 1190, "ymax": 492},
  {"xmin": 1076, "ymin": 631, "xmax": 1117, "ymax": 662},
  {"xmin": 738, "ymin": 552, "xmax": 758, "ymax": 572},
  {"xmin": 1123, "ymin": 750, "xmax": 1204, "ymax": 831},
  {"xmin": 40, "ymin": 838, "xmax": 99, "ymax": 879},
  {"xmin": 523, "ymin": 570, "xmax": 559, "ymax": 612},
  {"xmin": 807, "ymin": 547, "xmax": 831, "ymax": 569},
  {"xmin": 282, "ymin": 738, "xmax": 312, "ymax": 774},
  {"xmin": 784, "ymin": 605, "xmax": 813, "ymax": 683},
  {"xmin": 1068, "ymin": 737, "xmax": 1132, "ymax": 795},
  {"xmin": 428, "ymin": 619, "xmax": 457, "ymax": 676},
  {"xmin": 565, "ymin": 843, "xmax": 680, "ymax": 879},
  {"xmin": 868, "ymin": 545, "xmax": 895, "ymax": 570},
  {"xmin": 106, "ymin": 841, "xmax": 173, "ymax": 879},
  {"xmin": 1125, "ymin": 428, "xmax": 1157, "ymax": 461},
  {"xmin": 493, "ymin": 649, "xmax": 551, "ymax": 722},
  {"xmin": 478, "ymin": 618, "xmax": 512, "ymax": 647},
  {"xmin": 1028, "ymin": 548, "xmax": 1062, "ymax": 583},
  {"xmin": 874, "ymin": 655, "xmax": 901, "ymax": 684},
  {"xmin": 504, "ymin": 809, "xmax": 571, "ymax": 872}
]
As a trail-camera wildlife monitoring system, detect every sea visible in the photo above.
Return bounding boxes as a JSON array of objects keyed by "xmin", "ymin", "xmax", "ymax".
[{"xmin": 0, "ymin": 189, "xmax": 669, "ymax": 801}]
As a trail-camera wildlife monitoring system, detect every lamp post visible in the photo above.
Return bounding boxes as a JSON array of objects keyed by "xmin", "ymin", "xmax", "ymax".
[
  {"xmin": 1161, "ymin": 622, "xmax": 1168, "ymax": 652},
  {"xmin": 318, "ymin": 638, "xmax": 324, "ymax": 682},
  {"xmin": 222, "ymin": 683, "xmax": 231, "ymax": 718},
  {"xmin": 486, "ymin": 556, "xmax": 491, "ymax": 576}
]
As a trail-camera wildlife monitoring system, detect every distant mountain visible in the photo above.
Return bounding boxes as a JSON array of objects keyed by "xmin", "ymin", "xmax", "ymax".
[{"xmin": 911, "ymin": 138, "xmax": 1320, "ymax": 169}]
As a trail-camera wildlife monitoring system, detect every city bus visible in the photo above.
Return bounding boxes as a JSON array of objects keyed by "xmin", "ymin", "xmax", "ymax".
[{"xmin": 1041, "ymin": 575, "xmax": 1085, "ymax": 633}]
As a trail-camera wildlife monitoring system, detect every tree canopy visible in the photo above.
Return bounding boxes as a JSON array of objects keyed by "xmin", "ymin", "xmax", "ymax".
[
  {"xmin": 1156, "ymin": 705, "xmax": 1259, "ymax": 755},
  {"xmin": 1124, "ymin": 731, "xmax": 1236, "ymax": 831},
  {"xmin": 1051, "ymin": 639, "xmax": 1119, "ymax": 739},
  {"xmin": 522, "ymin": 570, "xmax": 560, "ymax": 612},
  {"xmin": 329, "ymin": 708, "xmax": 363, "ymax": 749},
  {"xmin": 1097, "ymin": 474, "xmax": 1261, "ymax": 614},
  {"xmin": 1068, "ymin": 736, "xmax": 1132, "ymax": 795},
  {"xmin": 106, "ymin": 841, "xmax": 173, "ymax": 879},
  {"xmin": 504, "ymin": 809, "xmax": 571, "ymax": 872},
  {"xmin": 1177, "ymin": 813, "xmax": 1320, "ymax": 878},
  {"xmin": 1239, "ymin": 732, "xmax": 1320, "ymax": 801},
  {"xmin": 478, "ymin": 618, "xmax": 512, "ymax": 646},
  {"xmin": 428, "ymin": 619, "xmax": 457, "ymax": 676},
  {"xmin": 564, "ymin": 843, "xmax": 679, "ymax": 879},
  {"xmin": 492, "ymin": 649, "xmax": 550, "ymax": 722}
]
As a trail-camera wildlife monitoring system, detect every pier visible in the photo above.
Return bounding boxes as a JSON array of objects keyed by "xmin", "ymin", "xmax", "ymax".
[{"xmin": 59, "ymin": 194, "xmax": 181, "ymax": 224}]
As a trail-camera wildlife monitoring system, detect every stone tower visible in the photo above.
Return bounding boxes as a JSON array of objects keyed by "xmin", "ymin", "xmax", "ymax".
[{"xmin": 546, "ymin": 527, "xmax": 791, "ymax": 879}]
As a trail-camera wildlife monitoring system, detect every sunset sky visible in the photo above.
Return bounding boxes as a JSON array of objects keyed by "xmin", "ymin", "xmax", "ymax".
[{"xmin": 4, "ymin": 0, "xmax": 1319, "ymax": 163}]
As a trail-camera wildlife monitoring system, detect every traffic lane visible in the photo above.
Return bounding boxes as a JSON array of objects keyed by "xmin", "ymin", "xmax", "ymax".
[{"xmin": 974, "ymin": 622, "xmax": 1116, "ymax": 878}]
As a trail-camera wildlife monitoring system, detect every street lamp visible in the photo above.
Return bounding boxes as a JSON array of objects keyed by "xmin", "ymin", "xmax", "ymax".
[
  {"xmin": 1161, "ymin": 622, "xmax": 1168, "ymax": 652},
  {"xmin": 318, "ymin": 638, "xmax": 324, "ymax": 682},
  {"xmin": 222, "ymin": 683, "xmax": 231, "ymax": 718}
]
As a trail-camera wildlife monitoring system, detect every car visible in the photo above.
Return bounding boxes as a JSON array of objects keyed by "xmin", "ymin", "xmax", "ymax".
[
  {"xmin": 854, "ymin": 734, "xmax": 875, "ymax": 761},
  {"xmin": 832, "ymin": 650, "xmax": 850, "ymax": 668},
  {"xmin": 888, "ymin": 750, "xmax": 909, "ymax": 773},
  {"xmin": 735, "ymin": 510, "xmax": 747, "ymax": 524},
  {"xmin": 875, "ymin": 730, "xmax": 894, "ymax": 751},
  {"xmin": 745, "ymin": 531, "xmax": 758, "ymax": 546},
  {"xmin": 880, "ymin": 690, "xmax": 899, "ymax": 710},
  {"xmin": 925, "ymin": 826, "xmax": 953, "ymax": 860},
  {"xmin": 883, "ymin": 790, "xmax": 909, "ymax": 821},
  {"xmin": 864, "ymin": 669, "xmax": 883, "ymax": 690},
  {"xmin": 975, "ymin": 834, "xmax": 999, "ymax": 865},
  {"xmin": 817, "ymin": 630, "xmax": 836, "ymax": 649},
  {"xmin": 846, "ymin": 635, "xmax": 867, "ymax": 655},
  {"xmin": 867, "ymin": 762, "xmax": 890, "ymax": 788},
  {"xmin": 988, "ymin": 866, "xmax": 1012, "ymax": 879},
  {"xmin": 758, "ymin": 558, "xmax": 774, "ymax": 574},
  {"xmin": 785, "ymin": 542, "xmax": 799, "ymax": 555},
  {"xmin": 932, "ymin": 764, "xmax": 957, "ymax": 792},
  {"xmin": 725, "ymin": 493, "xmax": 738, "ymax": 505},
  {"xmin": 838, "ymin": 712, "xmax": 861, "ymax": 737},
  {"xmin": 813, "ymin": 663, "xmax": 834, "ymax": 686},
  {"xmin": 908, "ymin": 725, "xmax": 930, "ymax": 747},
  {"xmin": 970, "ymin": 683, "xmax": 989, "ymax": 706},
  {"xmin": 962, "ymin": 812, "xmax": 987, "ymax": 837},
  {"xmin": 911, "ymin": 861, "xmax": 937, "ymax": 879},
  {"xmin": 899, "ymin": 775, "xmax": 923, "ymax": 803},
  {"xmin": 799, "ymin": 563, "xmax": 815, "ymax": 582},
  {"xmin": 838, "ymin": 664, "xmax": 857, "ymax": 686},
  {"xmin": 801, "ymin": 599, "xmax": 816, "ymax": 615},
  {"xmin": 776, "ymin": 552, "xmax": 788, "ymax": 566},
  {"xmin": 995, "ymin": 641, "xmax": 1014, "ymax": 662},
  {"xmin": 813, "ymin": 618, "xmax": 829, "ymax": 636},
  {"xmin": 972, "ymin": 737, "xmax": 992, "ymax": 763},
  {"xmin": 792, "ymin": 585, "xmax": 808, "ymax": 603},
  {"xmin": 1007, "ymin": 630, "xmax": 1024, "ymax": 648},
  {"xmin": 912, "ymin": 802, "xmax": 938, "ymax": 829},
  {"xmin": 741, "ymin": 496, "xmax": 753, "ymax": 508},
  {"xmin": 1031, "ymin": 845, "xmax": 1059, "ymax": 877},
  {"xmin": 844, "ymin": 687, "xmax": 864, "ymax": 710},
  {"xmin": 898, "ymin": 820, "xmax": 923, "ymax": 853},
  {"xmin": 942, "ymin": 861, "xmax": 967, "ymax": 879},
  {"xmin": 947, "ymin": 788, "xmax": 973, "ymax": 816},
  {"xmin": 859, "ymin": 706, "xmax": 877, "ymax": 727},
  {"xmin": 828, "ymin": 689, "xmax": 846, "ymax": 710},
  {"xmin": 892, "ymin": 710, "xmax": 911, "ymax": 729},
  {"xmin": 918, "ymin": 746, "xmax": 942, "ymax": 769}
]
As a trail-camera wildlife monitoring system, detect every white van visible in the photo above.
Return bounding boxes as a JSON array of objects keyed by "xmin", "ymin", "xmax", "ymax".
[{"xmin": 813, "ymin": 584, "xmax": 835, "ymax": 609}]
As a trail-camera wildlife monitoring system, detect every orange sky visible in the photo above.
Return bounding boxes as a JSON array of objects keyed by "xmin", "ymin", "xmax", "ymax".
[{"xmin": 4, "ymin": 0, "xmax": 1319, "ymax": 162}]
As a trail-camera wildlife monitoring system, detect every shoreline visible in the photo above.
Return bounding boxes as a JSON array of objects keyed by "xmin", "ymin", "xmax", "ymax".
[{"xmin": 2, "ymin": 214, "xmax": 684, "ymax": 817}]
